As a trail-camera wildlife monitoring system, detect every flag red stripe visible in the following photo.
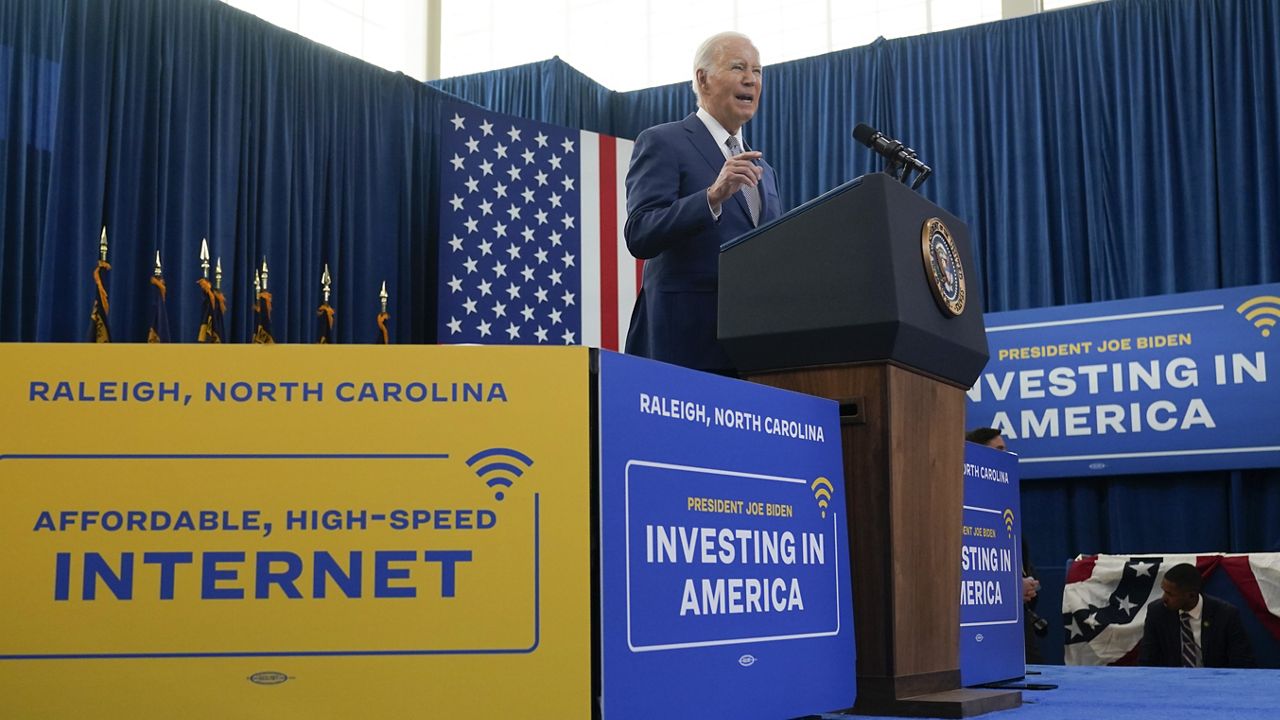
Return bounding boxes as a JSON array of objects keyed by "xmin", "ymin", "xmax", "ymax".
[
  {"xmin": 1220, "ymin": 556, "xmax": 1280, "ymax": 642},
  {"xmin": 1065, "ymin": 554, "xmax": 1098, "ymax": 584},
  {"xmin": 599, "ymin": 135, "xmax": 619, "ymax": 350}
]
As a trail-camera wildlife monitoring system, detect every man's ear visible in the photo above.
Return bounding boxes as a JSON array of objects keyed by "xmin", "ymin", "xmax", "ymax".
[{"xmin": 696, "ymin": 68, "xmax": 707, "ymax": 91}]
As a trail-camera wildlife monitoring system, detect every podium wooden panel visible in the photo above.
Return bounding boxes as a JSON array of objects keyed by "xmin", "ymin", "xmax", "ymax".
[{"xmin": 747, "ymin": 364, "xmax": 1017, "ymax": 716}]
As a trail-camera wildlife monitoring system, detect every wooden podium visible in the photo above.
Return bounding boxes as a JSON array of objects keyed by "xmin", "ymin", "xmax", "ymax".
[{"xmin": 719, "ymin": 173, "xmax": 1020, "ymax": 717}]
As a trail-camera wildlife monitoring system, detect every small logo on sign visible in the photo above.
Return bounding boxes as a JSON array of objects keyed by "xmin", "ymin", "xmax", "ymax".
[
  {"xmin": 975, "ymin": 633, "xmax": 985, "ymax": 643},
  {"xmin": 738, "ymin": 654, "xmax": 757, "ymax": 667},
  {"xmin": 248, "ymin": 671, "xmax": 289, "ymax": 686},
  {"xmin": 1088, "ymin": 462, "xmax": 1107, "ymax": 470}
]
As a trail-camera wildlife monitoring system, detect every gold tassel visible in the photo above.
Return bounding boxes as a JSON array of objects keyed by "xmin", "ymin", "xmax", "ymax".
[
  {"xmin": 317, "ymin": 303, "xmax": 336, "ymax": 344},
  {"xmin": 93, "ymin": 260, "xmax": 111, "ymax": 314},
  {"xmin": 196, "ymin": 278, "xmax": 221, "ymax": 343}
]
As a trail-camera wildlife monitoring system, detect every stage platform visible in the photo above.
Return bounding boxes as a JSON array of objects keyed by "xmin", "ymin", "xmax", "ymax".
[{"xmin": 817, "ymin": 664, "xmax": 1280, "ymax": 719}]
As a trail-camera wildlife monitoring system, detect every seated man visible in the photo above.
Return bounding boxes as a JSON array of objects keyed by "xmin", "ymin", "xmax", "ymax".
[{"xmin": 1140, "ymin": 562, "xmax": 1255, "ymax": 668}]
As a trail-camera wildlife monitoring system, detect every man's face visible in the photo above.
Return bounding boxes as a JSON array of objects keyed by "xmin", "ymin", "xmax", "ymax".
[
  {"xmin": 1160, "ymin": 578, "xmax": 1198, "ymax": 612},
  {"xmin": 984, "ymin": 435, "xmax": 1007, "ymax": 452},
  {"xmin": 697, "ymin": 38, "xmax": 762, "ymax": 135}
]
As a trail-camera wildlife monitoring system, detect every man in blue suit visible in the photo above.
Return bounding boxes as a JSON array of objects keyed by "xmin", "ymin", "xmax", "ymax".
[
  {"xmin": 1140, "ymin": 563, "xmax": 1255, "ymax": 668},
  {"xmin": 623, "ymin": 32, "xmax": 781, "ymax": 373}
]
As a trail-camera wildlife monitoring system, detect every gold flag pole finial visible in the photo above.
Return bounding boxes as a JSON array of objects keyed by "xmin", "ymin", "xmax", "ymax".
[
  {"xmin": 99, "ymin": 226, "xmax": 109, "ymax": 262},
  {"xmin": 379, "ymin": 281, "xmax": 388, "ymax": 314},
  {"xmin": 261, "ymin": 257, "xmax": 269, "ymax": 292},
  {"xmin": 254, "ymin": 268, "xmax": 261, "ymax": 296},
  {"xmin": 200, "ymin": 239, "xmax": 210, "ymax": 279},
  {"xmin": 153, "ymin": 250, "xmax": 163, "ymax": 277},
  {"xmin": 215, "ymin": 258, "xmax": 223, "ymax": 290},
  {"xmin": 322, "ymin": 264, "xmax": 332, "ymax": 304}
]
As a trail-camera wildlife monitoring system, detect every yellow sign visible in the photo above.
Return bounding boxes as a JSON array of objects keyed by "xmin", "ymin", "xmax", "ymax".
[{"xmin": 0, "ymin": 344, "xmax": 590, "ymax": 718}]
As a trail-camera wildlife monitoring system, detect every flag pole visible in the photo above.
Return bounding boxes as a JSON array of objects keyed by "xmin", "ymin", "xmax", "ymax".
[
  {"xmin": 196, "ymin": 239, "xmax": 223, "ymax": 343},
  {"xmin": 254, "ymin": 258, "xmax": 275, "ymax": 344},
  {"xmin": 147, "ymin": 250, "xmax": 170, "ymax": 343},
  {"xmin": 89, "ymin": 226, "xmax": 112, "ymax": 342},
  {"xmin": 377, "ymin": 281, "xmax": 390, "ymax": 344},
  {"xmin": 317, "ymin": 263, "xmax": 335, "ymax": 344}
]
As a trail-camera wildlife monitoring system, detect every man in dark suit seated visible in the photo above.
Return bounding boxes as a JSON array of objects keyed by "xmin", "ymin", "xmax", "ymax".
[
  {"xmin": 1140, "ymin": 562, "xmax": 1255, "ymax": 668},
  {"xmin": 622, "ymin": 31, "xmax": 782, "ymax": 373}
]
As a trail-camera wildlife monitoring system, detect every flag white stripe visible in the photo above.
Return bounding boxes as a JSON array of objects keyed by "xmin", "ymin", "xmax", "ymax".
[
  {"xmin": 615, "ymin": 137, "xmax": 636, "ymax": 348},
  {"xmin": 579, "ymin": 130, "xmax": 601, "ymax": 348},
  {"xmin": 1250, "ymin": 555, "xmax": 1280, "ymax": 619}
]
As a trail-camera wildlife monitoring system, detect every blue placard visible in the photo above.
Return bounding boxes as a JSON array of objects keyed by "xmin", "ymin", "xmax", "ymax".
[
  {"xmin": 959, "ymin": 442, "xmax": 1025, "ymax": 686},
  {"xmin": 966, "ymin": 283, "xmax": 1280, "ymax": 478},
  {"xmin": 598, "ymin": 351, "xmax": 855, "ymax": 720}
]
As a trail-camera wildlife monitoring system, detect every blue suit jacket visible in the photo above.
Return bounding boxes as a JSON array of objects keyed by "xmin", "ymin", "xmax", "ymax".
[{"xmin": 622, "ymin": 113, "xmax": 781, "ymax": 371}]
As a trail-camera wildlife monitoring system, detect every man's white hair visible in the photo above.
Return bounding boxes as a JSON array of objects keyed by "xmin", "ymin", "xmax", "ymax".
[{"xmin": 691, "ymin": 31, "xmax": 757, "ymax": 100}]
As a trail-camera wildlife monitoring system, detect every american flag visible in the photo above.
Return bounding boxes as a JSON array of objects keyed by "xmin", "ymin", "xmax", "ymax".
[{"xmin": 437, "ymin": 101, "xmax": 638, "ymax": 348}]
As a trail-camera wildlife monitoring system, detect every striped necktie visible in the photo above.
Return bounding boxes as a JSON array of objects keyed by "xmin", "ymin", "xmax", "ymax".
[
  {"xmin": 1180, "ymin": 611, "xmax": 1201, "ymax": 667},
  {"xmin": 724, "ymin": 135, "xmax": 761, "ymax": 226}
]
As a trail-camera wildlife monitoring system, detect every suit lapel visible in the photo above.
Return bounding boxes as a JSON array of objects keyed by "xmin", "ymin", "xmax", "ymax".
[
  {"xmin": 758, "ymin": 164, "xmax": 771, "ymax": 221},
  {"xmin": 683, "ymin": 114, "xmax": 753, "ymax": 224},
  {"xmin": 1200, "ymin": 599, "xmax": 1217, "ymax": 663}
]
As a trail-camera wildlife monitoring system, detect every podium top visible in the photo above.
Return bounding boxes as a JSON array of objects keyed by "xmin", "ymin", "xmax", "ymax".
[
  {"xmin": 718, "ymin": 173, "xmax": 989, "ymax": 386},
  {"xmin": 721, "ymin": 174, "xmax": 865, "ymax": 253}
]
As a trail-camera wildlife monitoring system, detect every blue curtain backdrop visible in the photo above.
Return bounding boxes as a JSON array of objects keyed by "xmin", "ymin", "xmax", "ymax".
[
  {"xmin": 1, "ymin": 0, "xmax": 458, "ymax": 344},
  {"xmin": 428, "ymin": 57, "xmax": 616, "ymax": 137},
  {"xmin": 4, "ymin": 0, "xmax": 1280, "ymax": 663}
]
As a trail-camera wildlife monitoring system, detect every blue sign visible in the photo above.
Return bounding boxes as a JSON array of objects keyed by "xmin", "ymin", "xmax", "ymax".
[
  {"xmin": 959, "ymin": 442, "xmax": 1025, "ymax": 686},
  {"xmin": 598, "ymin": 351, "xmax": 855, "ymax": 720},
  {"xmin": 967, "ymin": 283, "xmax": 1280, "ymax": 478}
]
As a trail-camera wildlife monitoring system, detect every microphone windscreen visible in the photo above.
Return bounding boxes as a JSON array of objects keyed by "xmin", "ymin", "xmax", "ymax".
[{"xmin": 852, "ymin": 123, "xmax": 877, "ymax": 147}]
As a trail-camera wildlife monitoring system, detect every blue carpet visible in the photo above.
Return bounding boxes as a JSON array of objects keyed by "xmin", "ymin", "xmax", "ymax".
[{"xmin": 820, "ymin": 664, "xmax": 1280, "ymax": 719}]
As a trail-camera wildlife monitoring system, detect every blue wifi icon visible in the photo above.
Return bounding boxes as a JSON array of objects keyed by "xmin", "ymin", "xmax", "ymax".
[{"xmin": 465, "ymin": 447, "xmax": 534, "ymax": 501}]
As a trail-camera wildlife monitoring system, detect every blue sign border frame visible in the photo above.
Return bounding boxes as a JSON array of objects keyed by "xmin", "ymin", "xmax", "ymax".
[
  {"xmin": 0, "ymin": 453, "xmax": 541, "ymax": 660},
  {"xmin": 958, "ymin": 503, "xmax": 1020, "ymax": 629},
  {"xmin": 623, "ymin": 459, "xmax": 844, "ymax": 653}
]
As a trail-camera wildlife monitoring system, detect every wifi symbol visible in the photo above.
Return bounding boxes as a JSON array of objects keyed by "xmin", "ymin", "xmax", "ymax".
[
  {"xmin": 465, "ymin": 447, "xmax": 534, "ymax": 501},
  {"xmin": 1237, "ymin": 295, "xmax": 1280, "ymax": 337},
  {"xmin": 811, "ymin": 477, "xmax": 835, "ymax": 519},
  {"xmin": 1002, "ymin": 508, "xmax": 1015, "ymax": 536}
]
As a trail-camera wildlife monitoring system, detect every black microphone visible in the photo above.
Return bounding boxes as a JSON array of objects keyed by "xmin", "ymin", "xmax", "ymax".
[{"xmin": 852, "ymin": 123, "xmax": 932, "ymax": 188}]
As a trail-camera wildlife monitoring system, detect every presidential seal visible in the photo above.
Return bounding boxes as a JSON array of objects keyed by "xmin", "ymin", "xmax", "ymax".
[{"xmin": 920, "ymin": 217, "xmax": 966, "ymax": 317}]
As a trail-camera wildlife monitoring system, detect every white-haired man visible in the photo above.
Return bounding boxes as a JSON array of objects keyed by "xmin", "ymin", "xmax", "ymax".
[{"xmin": 622, "ymin": 32, "xmax": 781, "ymax": 373}]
